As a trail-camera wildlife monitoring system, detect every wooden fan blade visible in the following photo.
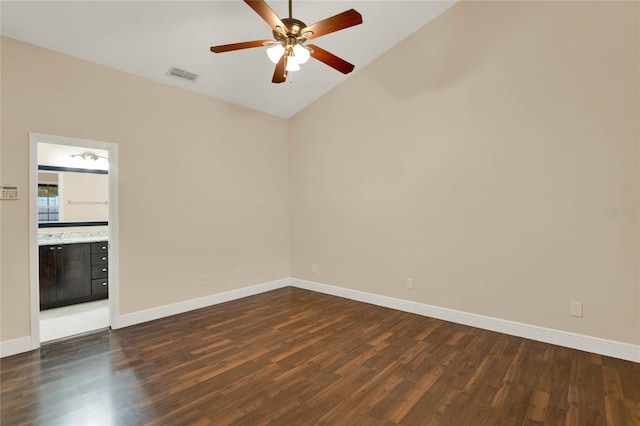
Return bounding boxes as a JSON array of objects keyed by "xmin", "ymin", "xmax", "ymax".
[
  {"xmin": 244, "ymin": 0, "xmax": 288, "ymax": 33},
  {"xmin": 308, "ymin": 44, "xmax": 355, "ymax": 74},
  {"xmin": 272, "ymin": 55, "xmax": 287, "ymax": 83},
  {"xmin": 301, "ymin": 9, "xmax": 362, "ymax": 39},
  {"xmin": 210, "ymin": 40, "xmax": 273, "ymax": 53}
]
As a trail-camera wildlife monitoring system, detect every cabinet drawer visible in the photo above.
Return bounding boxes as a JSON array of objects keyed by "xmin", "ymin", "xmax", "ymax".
[
  {"xmin": 92, "ymin": 265, "xmax": 109, "ymax": 279},
  {"xmin": 91, "ymin": 253, "xmax": 108, "ymax": 265},
  {"xmin": 91, "ymin": 279, "xmax": 109, "ymax": 296},
  {"xmin": 91, "ymin": 241, "xmax": 108, "ymax": 254}
]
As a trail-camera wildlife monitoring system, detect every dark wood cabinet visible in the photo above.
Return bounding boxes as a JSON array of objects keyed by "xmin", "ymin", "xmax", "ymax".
[
  {"xmin": 38, "ymin": 246, "xmax": 59, "ymax": 307},
  {"xmin": 39, "ymin": 241, "xmax": 108, "ymax": 310},
  {"xmin": 58, "ymin": 243, "xmax": 92, "ymax": 301},
  {"xmin": 90, "ymin": 242, "xmax": 109, "ymax": 297}
]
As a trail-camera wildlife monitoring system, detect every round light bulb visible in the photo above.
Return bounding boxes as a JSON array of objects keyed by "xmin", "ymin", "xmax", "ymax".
[
  {"xmin": 266, "ymin": 44, "xmax": 285, "ymax": 64},
  {"xmin": 285, "ymin": 56, "xmax": 300, "ymax": 72},
  {"xmin": 293, "ymin": 44, "xmax": 310, "ymax": 64}
]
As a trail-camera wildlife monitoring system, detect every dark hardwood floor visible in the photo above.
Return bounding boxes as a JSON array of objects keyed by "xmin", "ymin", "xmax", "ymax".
[{"xmin": 1, "ymin": 287, "xmax": 639, "ymax": 425}]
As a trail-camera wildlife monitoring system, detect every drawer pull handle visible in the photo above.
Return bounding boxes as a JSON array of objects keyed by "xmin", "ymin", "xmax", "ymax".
[
  {"xmin": 102, "ymin": 246, "xmax": 107, "ymax": 250},
  {"xmin": 102, "ymin": 283, "xmax": 107, "ymax": 286},
  {"xmin": 49, "ymin": 247, "xmax": 55, "ymax": 250},
  {"xmin": 102, "ymin": 268, "xmax": 107, "ymax": 272},
  {"xmin": 101, "ymin": 257, "xmax": 107, "ymax": 261}
]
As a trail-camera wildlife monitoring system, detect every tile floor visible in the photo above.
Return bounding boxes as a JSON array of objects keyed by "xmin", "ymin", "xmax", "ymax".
[{"xmin": 40, "ymin": 299, "xmax": 109, "ymax": 342}]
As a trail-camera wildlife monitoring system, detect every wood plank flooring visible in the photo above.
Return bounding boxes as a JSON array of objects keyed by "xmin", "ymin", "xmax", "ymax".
[{"xmin": 1, "ymin": 287, "xmax": 639, "ymax": 425}]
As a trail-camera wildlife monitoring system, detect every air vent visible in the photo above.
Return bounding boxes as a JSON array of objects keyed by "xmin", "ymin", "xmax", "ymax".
[{"xmin": 167, "ymin": 67, "xmax": 200, "ymax": 82}]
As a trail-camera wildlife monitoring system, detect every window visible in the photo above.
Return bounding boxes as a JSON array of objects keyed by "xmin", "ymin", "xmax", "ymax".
[{"xmin": 38, "ymin": 184, "xmax": 59, "ymax": 222}]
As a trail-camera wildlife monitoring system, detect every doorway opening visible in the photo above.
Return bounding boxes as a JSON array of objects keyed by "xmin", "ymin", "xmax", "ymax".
[{"xmin": 29, "ymin": 133, "xmax": 119, "ymax": 347}]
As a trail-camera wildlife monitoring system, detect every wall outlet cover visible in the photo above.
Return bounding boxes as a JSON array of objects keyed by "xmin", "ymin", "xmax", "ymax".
[{"xmin": 570, "ymin": 301, "xmax": 583, "ymax": 317}]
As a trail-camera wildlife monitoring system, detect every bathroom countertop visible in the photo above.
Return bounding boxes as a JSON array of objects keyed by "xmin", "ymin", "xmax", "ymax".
[{"xmin": 38, "ymin": 230, "xmax": 109, "ymax": 246}]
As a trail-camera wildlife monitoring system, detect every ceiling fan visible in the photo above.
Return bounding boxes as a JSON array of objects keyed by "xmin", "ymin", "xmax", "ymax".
[{"xmin": 210, "ymin": 0, "xmax": 363, "ymax": 84}]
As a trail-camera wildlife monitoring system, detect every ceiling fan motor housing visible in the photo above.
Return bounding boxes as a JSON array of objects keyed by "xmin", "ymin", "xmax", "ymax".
[{"xmin": 275, "ymin": 18, "xmax": 307, "ymax": 38}]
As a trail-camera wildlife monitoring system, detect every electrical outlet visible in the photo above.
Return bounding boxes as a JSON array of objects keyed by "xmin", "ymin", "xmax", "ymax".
[
  {"xmin": 200, "ymin": 274, "xmax": 207, "ymax": 287},
  {"xmin": 406, "ymin": 278, "xmax": 413, "ymax": 289},
  {"xmin": 311, "ymin": 264, "xmax": 317, "ymax": 273},
  {"xmin": 570, "ymin": 301, "xmax": 583, "ymax": 317}
]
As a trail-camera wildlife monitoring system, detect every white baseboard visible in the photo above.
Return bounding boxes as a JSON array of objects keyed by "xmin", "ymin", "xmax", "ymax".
[
  {"xmin": 0, "ymin": 336, "xmax": 34, "ymax": 358},
  {"xmin": 1, "ymin": 278, "xmax": 291, "ymax": 358},
  {"xmin": 113, "ymin": 278, "xmax": 290, "ymax": 329},
  {"xmin": 4, "ymin": 277, "xmax": 638, "ymax": 363},
  {"xmin": 290, "ymin": 278, "xmax": 640, "ymax": 363}
]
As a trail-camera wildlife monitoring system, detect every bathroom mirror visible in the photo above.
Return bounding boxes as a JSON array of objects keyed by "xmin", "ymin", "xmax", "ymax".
[{"xmin": 37, "ymin": 166, "xmax": 109, "ymax": 227}]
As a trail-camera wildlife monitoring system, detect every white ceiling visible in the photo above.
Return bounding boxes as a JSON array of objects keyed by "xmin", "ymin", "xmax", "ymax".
[
  {"xmin": 1, "ymin": 1, "xmax": 456, "ymax": 119},
  {"xmin": 39, "ymin": 143, "xmax": 109, "ymax": 170}
]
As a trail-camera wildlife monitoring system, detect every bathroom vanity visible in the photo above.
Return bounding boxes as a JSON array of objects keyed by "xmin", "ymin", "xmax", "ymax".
[{"xmin": 38, "ymin": 231, "xmax": 108, "ymax": 310}]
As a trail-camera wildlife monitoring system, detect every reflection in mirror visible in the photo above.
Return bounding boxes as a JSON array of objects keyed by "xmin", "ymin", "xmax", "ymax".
[
  {"xmin": 38, "ymin": 173, "xmax": 60, "ymax": 222},
  {"xmin": 37, "ymin": 168, "xmax": 109, "ymax": 224}
]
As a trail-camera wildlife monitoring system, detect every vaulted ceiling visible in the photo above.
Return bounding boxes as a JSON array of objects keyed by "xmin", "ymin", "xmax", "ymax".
[{"xmin": 1, "ymin": 1, "xmax": 456, "ymax": 118}]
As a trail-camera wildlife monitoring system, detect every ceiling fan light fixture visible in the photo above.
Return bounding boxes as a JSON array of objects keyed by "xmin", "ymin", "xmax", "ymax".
[
  {"xmin": 293, "ymin": 44, "xmax": 310, "ymax": 64},
  {"xmin": 70, "ymin": 152, "xmax": 109, "ymax": 166},
  {"xmin": 285, "ymin": 56, "xmax": 301, "ymax": 72},
  {"xmin": 267, "ymin": 44, "xmax": 285, "ymax": 63}
]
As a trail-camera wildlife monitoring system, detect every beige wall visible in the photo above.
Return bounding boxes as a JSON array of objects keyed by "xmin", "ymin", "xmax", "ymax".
[
  {"xmin": 290, "ymin": 1, "xmax": 640, "ymax": 344},
  {"xmin": 1, "ymin": 37, "xmax": 290, "ymax": 341},
  {"xmin": 2, "ymin": 0, "xmax": 638, "ymax": 348}
]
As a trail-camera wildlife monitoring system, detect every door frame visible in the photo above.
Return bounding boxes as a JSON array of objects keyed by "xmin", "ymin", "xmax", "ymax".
[{"xmin": 29, "ymin": 132, "xmax": 119, "ymax": 348}]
